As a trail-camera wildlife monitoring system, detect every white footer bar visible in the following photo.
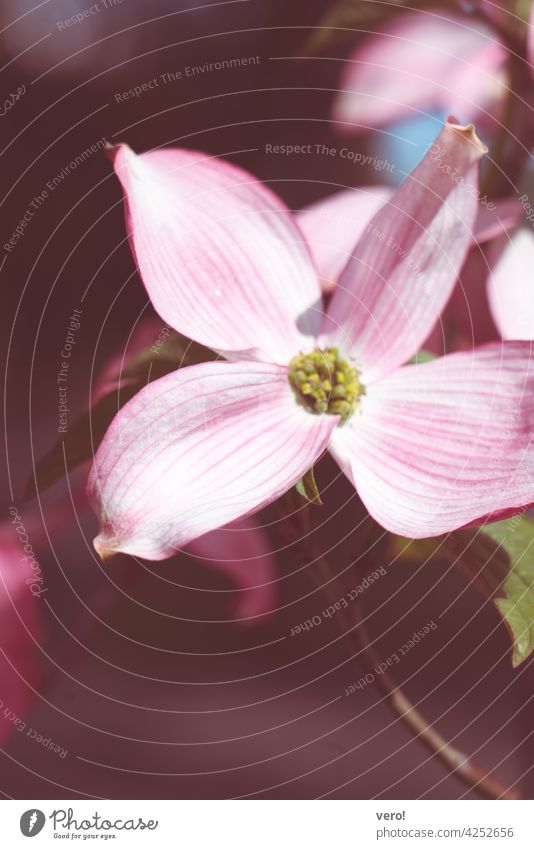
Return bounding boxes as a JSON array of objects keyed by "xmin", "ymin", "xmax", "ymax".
[{"xmin": 1, "ymin": 799, "xmax": 531, "ymax": 847}]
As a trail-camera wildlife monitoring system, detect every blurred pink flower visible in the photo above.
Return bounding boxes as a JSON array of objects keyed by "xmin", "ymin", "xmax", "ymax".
[
  {"xmin": 0, "ymin": 516, "xmax": 43, "ymax": 746},
  {"xmin": 487, "ymin": 228, "xmax": 534, "ymax": 341},
  {"xmin": 186, "ymin": 517, "xmax": 277, "ymax": 622},
  {"xmin": 333, "ymin": 10, "xmax": 508, "ymax": 133},
  {"xmin": 88, "ymin": 119, "xmax": 534, "ymax": 554}
]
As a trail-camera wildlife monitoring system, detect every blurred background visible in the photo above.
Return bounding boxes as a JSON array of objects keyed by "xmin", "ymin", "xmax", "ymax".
[{"xmin": 1, "ymin": 0, "xmax": 533, "ymax": 799}]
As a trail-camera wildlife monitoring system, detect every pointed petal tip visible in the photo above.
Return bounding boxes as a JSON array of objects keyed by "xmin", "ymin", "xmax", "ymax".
[
  {"xmin": 445, "ymin": 117, "xmax": 488, "ymax": 155},
  {"xmin": 104, "ymin": 142, "xmax": 135, "ymax": 167},
  {"xmin": 93, "ymin": 534, "xmax": 118, "ymax": 562},
  {"xmin": 104, "ymin": 142, "xmax": 121, "ymax": 163}
]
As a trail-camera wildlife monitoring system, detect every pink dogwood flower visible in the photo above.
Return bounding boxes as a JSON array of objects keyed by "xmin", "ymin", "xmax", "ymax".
[
  {"xmin": 333, "ymin": 10, "xmax": 508, "ymax": 133},
  {"xmin": 88, "ymin": 119, "xmax": 534, "ymax": 558}
]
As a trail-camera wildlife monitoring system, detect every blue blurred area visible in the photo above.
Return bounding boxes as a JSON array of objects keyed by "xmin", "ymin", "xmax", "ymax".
[{"xmin": 376, "ymin": 110, "xmax": 447, "ymax": 185}]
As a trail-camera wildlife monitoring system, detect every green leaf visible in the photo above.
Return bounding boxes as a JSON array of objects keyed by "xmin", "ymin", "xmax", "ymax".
[
  {"xmin": 408, "ymin": 349, "xmax": 437, "ymax": 365},
  {"xmin": 462, "ymin": 517, "xmax": 534, "ymax": 668},
  {"xmin": 296, "ymin": 467, "xmax": 323, "ymax": 506},
  {"xmin": 117, "ymin": 330, "xmax": 212, "ymax": 381},
  {"xmin": 24, "ymin": 388, "xmax": 140, "ymax": 500},
  {"xmin": 391, "ymin": 514, "xmax": 534, "ymax": 667},
  {"xmin": 24, "ymin": 331, "xmax": 213, "ymax": 500},
  {"xmin": 389, "ymin": 534, "xmax": 442, "ymax": 561}
]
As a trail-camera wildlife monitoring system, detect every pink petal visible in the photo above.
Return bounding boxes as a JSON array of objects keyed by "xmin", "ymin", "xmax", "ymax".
[
  {"xmin": 296, "ymin": 186, "xmax": 392, "ymax": 292},
  {"xmin": 321, "ymin": 120, "xmax": 487, "ymax": 383},
  {"xmin": 109, "ymin": 145, "xmax": 322, "ymax": 363},
  {"xmin": 333, "ymin": 11, "xmax": 507, "ymax": 132},
  {"xmin": 88, "ymin": 361, "xmax": 336, "ymax": 560},
  {"xmin": 487, "ymin": 230, "xmax": 534, "ymax": 341},
  {"xmin": 297, "ymin": 188, "xmax": 515, "ymax": 296},
  {"xmin": 329, "ymin": 342, "xmax": 534, "ymax": 537},
  {"xmin": 186, "ymin": 517, "xmax": 277, "ymax": 622},
  {"xmin": 473, "ymin": 197, "xmax": 522, "ymax": 243}
]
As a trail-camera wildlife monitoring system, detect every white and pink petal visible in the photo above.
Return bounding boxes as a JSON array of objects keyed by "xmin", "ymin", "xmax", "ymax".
[
  {"xmin": 109, "ymin": 145, "xmax": 322, "ymax": 364},
  {"xmin": 321, "ymin": 120, "xmax": 487, "ymax": 383},
  {"xmin": 88, "ymin": 361, "xmax": 337, "ymax": 560},
  {"xmin": 297, "ymin": 187, "xmax": 518, "ymax": 297},
  {"xmin": 296, "ymin": 186, "xmax": 392, "ymax": 292},
  {"xmin": 329, "ymin": 342, "xmax": 534, "ymax": 537}
]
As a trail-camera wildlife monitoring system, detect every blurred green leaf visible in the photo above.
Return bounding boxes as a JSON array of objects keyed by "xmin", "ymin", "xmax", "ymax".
[
  {"xmin": 304, "ymin": 0, "xmax": 443, "ymax": 56},
  {"xmin": 453, "ymin": 517, "xmax": 534, "ymax": 668},
  {"xmin": 24, "ymin": 388, "xmax": 140, "ymax": 501},
  {"xmin": 392, "ymin": 514, "xmax": 534, "ymax": 667},
  {"xmin": 408, "ymin": 350, "xmax": 437, "ymax": 365},
  {"xmin": 116, "ymin": 330, "xmax": 212, "ymax": 382},
  {"xmin": 24, "ymin": 332, "xmax": 213, "ymax": 500},
  {"xmin": 389, "ymin": 534, "xmax": 442, "ymax": 560}
]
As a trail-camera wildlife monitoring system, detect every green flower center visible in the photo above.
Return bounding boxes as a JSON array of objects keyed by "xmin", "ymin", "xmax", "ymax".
[{"xmin": 288, "ymin": 347, "xmax": 362, "ymax": 422}]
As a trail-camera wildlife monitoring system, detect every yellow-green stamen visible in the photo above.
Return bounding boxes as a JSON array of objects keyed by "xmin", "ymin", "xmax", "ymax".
[{"xmin": 288, "ymin": 347, "xmax": 362, "ymax": 422}]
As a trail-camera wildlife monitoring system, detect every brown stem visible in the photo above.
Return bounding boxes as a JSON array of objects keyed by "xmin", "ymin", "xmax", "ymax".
[
  {"xmin": 283, "ymin": 495, "xmax": 520, "ymax": 800},
  {"xmin": 481, "ymin": 50, "xmax": 534, "ymax": 199},
  {"xmin": 354, "ymin": 611, "xmax": 520, "ymax": 800}
]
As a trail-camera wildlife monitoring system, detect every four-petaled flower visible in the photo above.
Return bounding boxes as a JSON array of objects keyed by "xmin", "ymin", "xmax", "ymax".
[{"xmin": 88, "ymin": 119, "xmax": 534, "ymax": 560}]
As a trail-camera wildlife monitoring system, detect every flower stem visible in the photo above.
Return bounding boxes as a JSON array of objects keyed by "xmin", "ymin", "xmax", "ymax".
[
  {"xmin": 284, "ymin": 495, "xmax": 520, "ymax": 800},
  {"xmin": 353, "ymin": 610, "xmax": 520, "ymax": 800}
]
